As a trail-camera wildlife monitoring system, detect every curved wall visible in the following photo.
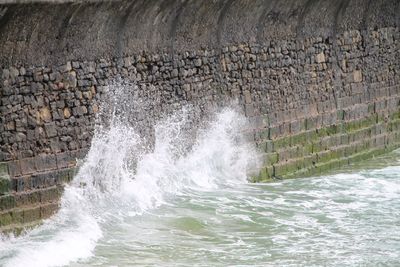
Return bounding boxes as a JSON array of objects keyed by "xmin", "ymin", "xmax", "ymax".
[
  {"xmin": 0, "ymin": 0, "xmax": 400, "ymax": 232},
  {"xmin": 1, "ymin": 0, "xmax": 399, "ymax": 65}
]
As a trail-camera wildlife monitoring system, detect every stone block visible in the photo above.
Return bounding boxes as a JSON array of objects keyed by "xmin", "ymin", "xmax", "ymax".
[
  {"xmin": 60, "ymin": 61, "xmax": 72, "ymax": 73},
  {"xmin": 315, "ymin": 52, "xmax": 326, "ymax": 63},
  {"xmin": 0, "ymin": 163, "xmax": 8, "ymax": 177},
  {"xmin": 40, "ymin": 202, "xmax": 59, "ymax": 219},
  {"xmin": 243, "ymin": 91, "xmax": 252, "ymax": 104},
  {"xmin": 14, "ymin": 190, "xmax": 41, "ymax": 207},
  {"xmin": 35, "ymin": 154, "xmax": 57, "ymax": 171},
  {"xmin": 12, "ymin": 177, "xmax": 24, "ymax": 192},
  {"xmin": 64, "ymin": 71, "xmax": 77, "ymax": 88},
  {"xmin": 56, "ymin": 152, "xmax": 74, "ymax": 169},
  {"xmin": 0, "ymin": 212, "xmax": 12, "ymax": 227},
  {"xmin": 265, "ymin": 152, "xmax": 279, "ymax": 165},
  {"xmin": 63, "ymin": 108, "xmax": 71, "ymax": 119},
  {"xmin": 29, "ymin": 174, "xmax": 45, "ymax": 189},
  {"xmin": 23, "ymin": 206, "xmax": 41, "ymax": 224},
  {"xmin": 39, "ymin": 107, "xmax": 52, "ymax": 123},
  {"xmin": 194, "ymin": 58, "xmax": 202, "ymax": 67},
  {"xmin": 1, "ymin": 69, "xmax": 10, "ymax": 80},
  {"xmin": 8, "ymin": 161, "xmax": 21, "ymax": 177},
  {"xmin": 0, "ymin": 195, "xmax": 16, "ymax": 211},
  {"xmin": 44, "ymin": 123, "xmax": 58, "ymax": 138},
  {"xmin": 290, "ymin": 121, "xmax": 302, "ymax": 134},
  {"xmin": 20, "ymin": 158, "xmax": 36, "ymax": 175},
  {"xmin": 353, "ymin": 70, "xmax": 363, "ymax": 83},
  {"xmin": 0, "ymin": 176, "xmax": 10, "ymax": 195},
  {"xmin": 264, "ymin": 140, "xmax": 274, "ymax": 153}
]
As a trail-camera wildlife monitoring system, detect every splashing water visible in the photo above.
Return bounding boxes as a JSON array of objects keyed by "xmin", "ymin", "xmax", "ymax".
[
  {"xmin": 0, "ymin": 103, "xmax": 399, "ymax": 266},
  {"xmin": 0, "ymin": 107, "xmax": 259, "ymax": 267}
]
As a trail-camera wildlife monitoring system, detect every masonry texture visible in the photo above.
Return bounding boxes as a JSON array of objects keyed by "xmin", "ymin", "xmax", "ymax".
[{"xmin": 1, "ymin": 0, "xmax": 400, "ymax": 232}]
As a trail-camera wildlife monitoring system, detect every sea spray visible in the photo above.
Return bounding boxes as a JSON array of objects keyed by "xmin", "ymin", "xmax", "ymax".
[{"xmin": 0, "ymin": 103, "xmax": 259, "ymax": 267}]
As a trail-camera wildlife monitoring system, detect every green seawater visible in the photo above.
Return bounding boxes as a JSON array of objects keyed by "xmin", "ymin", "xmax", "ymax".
[
  {"xmin": 80, "ymin": 153, "xmax": 400, "ymax": 267},
  {"xmin": 1, "ymin": 151, "xmax": 399, "ymax": 267},
  {"xmin": 1, "ymin": 108, "xmax": 399, "ymax": 267}
]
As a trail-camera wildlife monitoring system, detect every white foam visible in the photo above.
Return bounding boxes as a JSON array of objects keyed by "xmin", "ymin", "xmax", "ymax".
[{"xmin": 0, "ymin": 105, "xmax": 258, "ymax": 267}]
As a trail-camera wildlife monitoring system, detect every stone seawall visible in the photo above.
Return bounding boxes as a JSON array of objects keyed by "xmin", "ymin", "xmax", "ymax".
[{"xmin": 1, "ymin": 0, "xmax": 400, "ymax": 232}]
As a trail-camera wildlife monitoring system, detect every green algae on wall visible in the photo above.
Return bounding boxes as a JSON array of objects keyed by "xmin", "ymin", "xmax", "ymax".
[{"xmin": 254, "ymin": 111, "xmax": 400, "ymax": 182}]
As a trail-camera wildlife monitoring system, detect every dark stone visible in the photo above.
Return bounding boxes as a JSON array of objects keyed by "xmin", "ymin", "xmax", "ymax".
[
  {"xmin": 20, "ymin": 158, "xmax": 36, "ymax": 175},
  {"xmin": 44, "ymin": 123, "xmax": 57, "ymax": 138},
  {"xmin": 0, "ymin": 176, "xmax": 10, "ymax": 195},
  {"xmin": 36, "ymin": 154, "xmax": 57, "ymax": 171}
]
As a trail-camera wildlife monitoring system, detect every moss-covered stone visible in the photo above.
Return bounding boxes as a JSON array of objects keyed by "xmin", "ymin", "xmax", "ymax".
[
  {"xmin": 252, "ymin": 166, "xmax": 274, "ymax": 182},
  {"xmin": 265, "ymin": 152, "xmax": 279, "ymax": 165},
  {"xmin": 0, "ymin": 195, "xmax": 16, "ymax": 212},
  {"xmin": 0, "ymin": 163, "xmax": 8, "ymax": 176},
  {"xmin": 273, "ymin": 136, "xmax": 291, "ymax": 150},
  {"xmin": 0, "ymin": 213, "xmax": 13, "ymax": 227},
  {"xmin": 0, "ymin": 176, "xmax": 10, "ymax": 195},
  {"xmin": 254, "ymin": 111, "xmax": 400, "ymax": 181}
]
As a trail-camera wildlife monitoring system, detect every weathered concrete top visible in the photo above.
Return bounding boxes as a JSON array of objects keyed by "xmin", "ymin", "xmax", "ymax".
[{"xmin": 0, "ymin": 0, "xmax": 399, "ymax": 66}]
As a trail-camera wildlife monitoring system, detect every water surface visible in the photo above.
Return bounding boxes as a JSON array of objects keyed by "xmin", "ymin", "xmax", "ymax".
[{"xmin": 0, "ymin": 109, "xmax": 399, "ymax": 267}]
